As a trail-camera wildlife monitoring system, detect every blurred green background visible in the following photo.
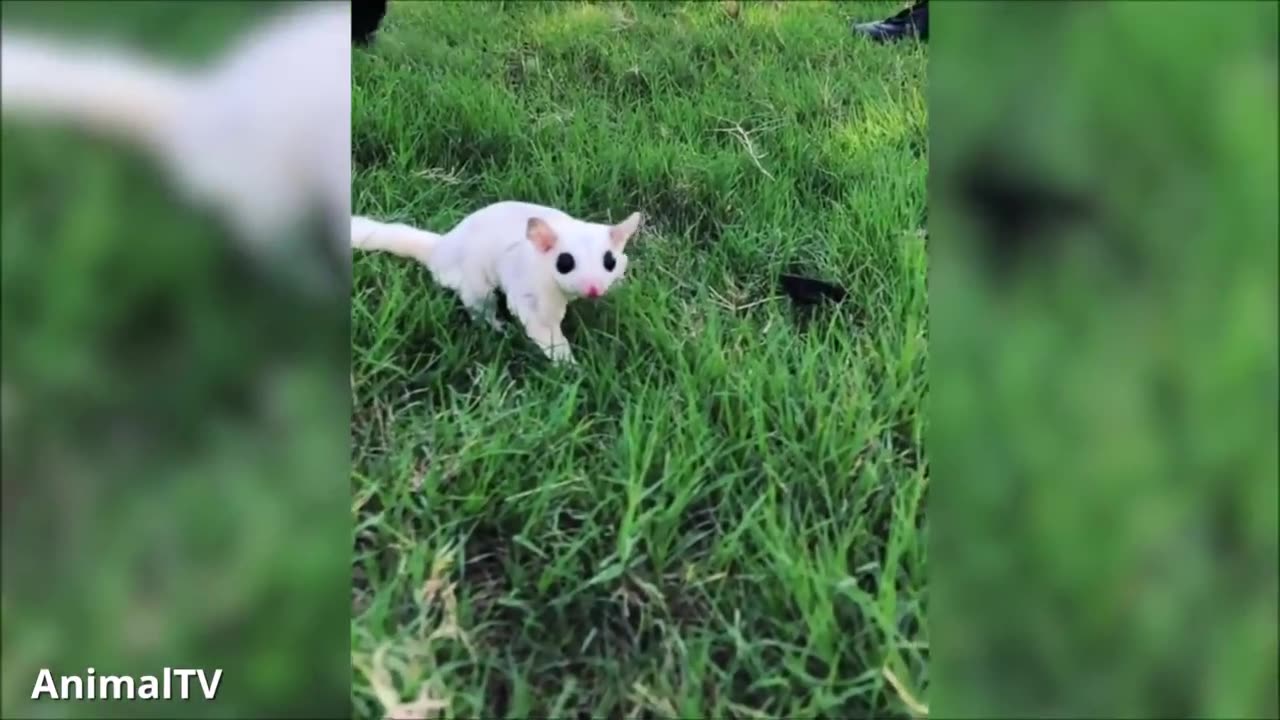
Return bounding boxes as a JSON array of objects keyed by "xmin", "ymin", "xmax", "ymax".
[
  {"xmin": 1, "ymin": 2, "xmax": 350, "ymax": 718},
  {"xmin": 930, "ymin": 1, "xmax": 1278, "ymax": 717}
]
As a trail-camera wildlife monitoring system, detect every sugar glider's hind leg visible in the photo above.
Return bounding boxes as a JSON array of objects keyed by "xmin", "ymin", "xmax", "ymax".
[{"xmin": 456, "ymin": 279, "xmax": 504, "ymax": 332}]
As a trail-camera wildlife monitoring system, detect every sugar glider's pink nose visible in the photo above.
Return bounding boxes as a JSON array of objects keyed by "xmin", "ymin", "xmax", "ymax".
[{"xmin": 585, "ymin": 285, "xmax": 601, "ymax": 298}]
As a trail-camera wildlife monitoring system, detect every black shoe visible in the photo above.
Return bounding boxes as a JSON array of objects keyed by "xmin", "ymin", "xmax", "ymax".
[
  {"xmin": 353, "ymin": 0, "xmax": 388, "ymax": 47},
  {"xmin": 853, "ymin": 1, "xmax": 928, "ymax": 43}
]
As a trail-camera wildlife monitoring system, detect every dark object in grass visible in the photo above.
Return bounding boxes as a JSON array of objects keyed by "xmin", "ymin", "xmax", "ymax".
[
  {"xmin": 954, "ymin": 150, "xmax": 1098, "ymax": 277},
  {"xmin": 779, "ymin": 273, "xmax": 848, "ymax": 306},
  {"xmin": 853, "ymin": 1, "xmax": 928, "ymax": 43},
  {"xmin": 353, "ymin": 0, "xmax": 388, "ymax": 47}
]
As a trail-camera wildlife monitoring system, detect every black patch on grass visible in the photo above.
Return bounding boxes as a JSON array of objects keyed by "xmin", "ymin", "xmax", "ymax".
[
  {"xmin": 951, "ymin": 149, "xmax": 1098, "ymax": 278},
  {"xmin": 779, "ymin": 273, "xmax": 848, "ymax": 305}
]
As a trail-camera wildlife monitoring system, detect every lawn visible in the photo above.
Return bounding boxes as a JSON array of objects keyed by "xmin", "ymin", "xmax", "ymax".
[{"xmin": 350, "ymin": 2, "xmax": 928, "ymax": 717}]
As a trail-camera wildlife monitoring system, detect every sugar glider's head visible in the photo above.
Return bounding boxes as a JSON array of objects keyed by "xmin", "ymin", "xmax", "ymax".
[{"xmin": 526, "ymin": 211, "xmax": 643, "ymax": 300}]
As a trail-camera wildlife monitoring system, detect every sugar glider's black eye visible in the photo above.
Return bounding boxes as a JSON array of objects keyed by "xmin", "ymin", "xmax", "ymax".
[
  {"xmin": 603, "ymin": 251, "xmax": 616, "ymax": 272},
  {"xmin": 555, "ymin": 252, "xmax": 575, "ymax": 274}
]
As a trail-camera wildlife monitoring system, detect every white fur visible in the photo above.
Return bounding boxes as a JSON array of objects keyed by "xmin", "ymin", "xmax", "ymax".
[
  {"xmin": 351, "ymin": 216, "xmax": 440, "ymax": 265},
  {"xmin": 1, "ymin": 3, "xmax": 351, "ymax": 252},
  {"xmin": 353, "ymin": 202, "xmax": 644, "ymax": 364}
]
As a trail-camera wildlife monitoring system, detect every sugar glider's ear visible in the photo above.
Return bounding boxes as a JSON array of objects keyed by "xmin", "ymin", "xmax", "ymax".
[
  {"xmin": 609, "ymin": 211, "xmax": 644, "ymax": 250},
  {"xmin": 527, "ymin": 217, "xmax": 558, "ymax": 253}
]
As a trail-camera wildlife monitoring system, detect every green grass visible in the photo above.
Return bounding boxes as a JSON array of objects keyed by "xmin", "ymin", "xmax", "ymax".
[{"xmin": 350, "ymin": 2, "xmax": 928, "ymax": 717}]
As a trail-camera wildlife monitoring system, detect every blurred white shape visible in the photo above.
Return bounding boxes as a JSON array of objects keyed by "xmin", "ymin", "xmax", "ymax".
[{"xmin": 1, "ymin": 2, "xmax": 351, "ymax": 254}]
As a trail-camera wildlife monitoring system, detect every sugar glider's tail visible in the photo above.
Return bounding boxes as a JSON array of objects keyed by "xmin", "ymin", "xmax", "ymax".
[
  {"xmin": 351, "ymin": 216, "xmax": 441, "ymax": 266},
  {"xmin": 0, "ymin": 30, "xmax": 194, "ymax": 153}
]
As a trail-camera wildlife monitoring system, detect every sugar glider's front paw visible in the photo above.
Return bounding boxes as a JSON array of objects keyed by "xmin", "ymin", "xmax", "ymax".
[
  {"xmin": 549, "ymin": 345, "xmax": 576, "ymax": 365},
  {"xmin": 520, "ymin": 320, "xmax": 575, "ymax": 365},
  {"xmin": 540, "ymin": 338, "xmax": 575, "ymax": 365}
]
